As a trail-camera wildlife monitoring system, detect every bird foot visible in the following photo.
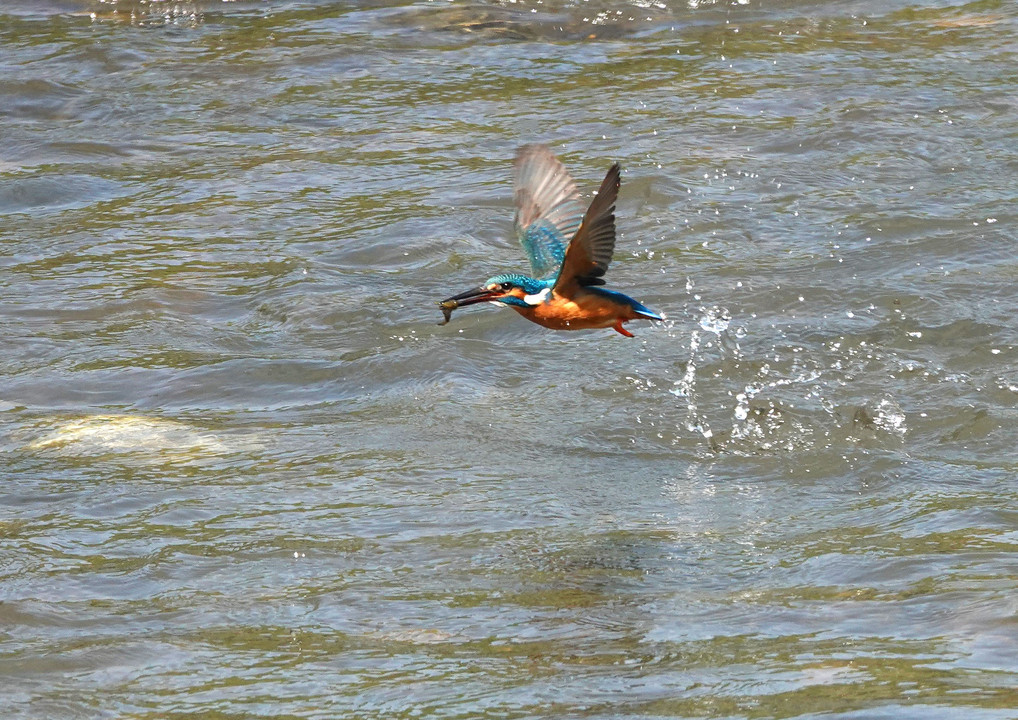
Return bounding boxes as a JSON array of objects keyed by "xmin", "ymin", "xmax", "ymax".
[{"xmin": 612, "ymin": 320, "xmax": 634, "ymax": 337}]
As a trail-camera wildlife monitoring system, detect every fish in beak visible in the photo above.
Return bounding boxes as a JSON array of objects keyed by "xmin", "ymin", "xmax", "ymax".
[{"xmin": 436, "ymin": 285, "xmax": 502, "ymax": 325}]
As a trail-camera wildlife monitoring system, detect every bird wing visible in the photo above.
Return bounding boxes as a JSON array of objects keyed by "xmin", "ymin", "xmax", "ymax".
[
  {"xmin": 513, "ymin": 145, "xmax": 587, "ymax": 280},
  {"xmin": 553, "ymin": 161, "xmax": 620, "ymax": 294}
]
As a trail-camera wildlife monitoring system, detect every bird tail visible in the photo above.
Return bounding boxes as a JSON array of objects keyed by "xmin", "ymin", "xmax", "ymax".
[{"xmin": 632, "ymin": 302, "xmax": 663, "ymax": 322}]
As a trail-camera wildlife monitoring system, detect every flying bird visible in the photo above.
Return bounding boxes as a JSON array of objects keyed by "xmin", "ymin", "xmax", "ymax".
[{"xmin": 438, "ymin": 144, "xmax": 662, "ymax": 337}]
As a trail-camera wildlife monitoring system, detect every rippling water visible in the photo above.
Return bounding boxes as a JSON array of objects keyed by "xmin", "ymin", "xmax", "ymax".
[{"xmin": 2, "ymin": 0, "xmax": 1017, "ymax": 717}]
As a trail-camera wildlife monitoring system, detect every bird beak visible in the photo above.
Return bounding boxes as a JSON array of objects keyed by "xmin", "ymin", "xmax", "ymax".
[
  {"xmin": 439, "ymin": 285, "xmax": 500, "ymax": 309},
  {"xmin": 436, "ymin": 285, "xmax": 503, "ymax": 325}
]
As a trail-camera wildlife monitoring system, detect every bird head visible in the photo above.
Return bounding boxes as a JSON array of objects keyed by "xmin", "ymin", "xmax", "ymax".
[{"xmin": 438, "ymin": 274, "xmax": 550, "ymax": 322}]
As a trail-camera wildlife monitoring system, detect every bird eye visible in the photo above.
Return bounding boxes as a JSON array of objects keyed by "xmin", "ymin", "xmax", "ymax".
[{"xmin": 500, "ymin": 282, "xmax": 513, "ymax": 291}]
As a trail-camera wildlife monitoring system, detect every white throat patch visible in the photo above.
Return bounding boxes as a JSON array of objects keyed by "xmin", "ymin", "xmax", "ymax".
[{"xmin": 523, "ymin": 287, "xmax": 551, "ymax": 306}]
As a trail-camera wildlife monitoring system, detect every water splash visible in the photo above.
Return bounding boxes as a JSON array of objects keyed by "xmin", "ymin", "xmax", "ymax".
[
  {"xmin": 657, "ymin": 301, "xmax": 914, "ymax": 455},
  {"xmin": 669, "ymin": 329, "xmax": 705, "ymax": 438},
  {"xmin": 872, "ymin": 396, "xmax": 907, "ymax": 438},
  {"xmin": 698, "ymin": 306, "xmax": 731, "ymax": 335}
]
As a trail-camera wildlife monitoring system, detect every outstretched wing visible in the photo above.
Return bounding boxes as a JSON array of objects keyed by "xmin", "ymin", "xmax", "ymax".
[
  {"xmin": 513, "ymin": 145, "xmax": 587, "ymax": 280},
  {"xmin": 553, "ymin": 161, "xmax": 620, "ymax": 294}
]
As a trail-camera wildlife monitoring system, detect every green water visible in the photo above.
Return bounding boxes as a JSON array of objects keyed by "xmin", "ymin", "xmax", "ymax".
[{"xmin": 2, "ymin": 0, "xmax": 1017, "ymax": 717}]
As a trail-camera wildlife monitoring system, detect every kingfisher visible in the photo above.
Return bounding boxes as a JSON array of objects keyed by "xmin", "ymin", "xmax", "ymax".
[{"xmin": 438, "ymin": 144, "xmax": 662, "ymax": 337}]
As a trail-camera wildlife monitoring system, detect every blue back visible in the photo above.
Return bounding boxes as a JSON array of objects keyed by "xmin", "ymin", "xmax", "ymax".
[{"xmin": 588, "ymin": 287, "xmax": 663, "ymax": 320}]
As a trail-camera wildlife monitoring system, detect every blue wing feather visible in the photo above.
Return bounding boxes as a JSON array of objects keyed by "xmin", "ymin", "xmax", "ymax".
[
  {"xmin": 519, "ymin": 221, "xmax": 567, "ymax": 280},
  {"xmin": 513, "ymin": 145, "xmax": 586, "ymax": 280}
]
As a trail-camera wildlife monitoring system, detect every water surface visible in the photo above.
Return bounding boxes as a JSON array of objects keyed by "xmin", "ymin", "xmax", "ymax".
[{"xmin": 2, "ymin": 0, "xmax": 1017, "ymax": 717}]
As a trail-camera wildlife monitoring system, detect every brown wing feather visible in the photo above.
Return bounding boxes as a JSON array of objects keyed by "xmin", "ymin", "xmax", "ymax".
[
  {"xmin": 513, "ymin": 145, "xmax": 585, "ymax": 244},
  {"xmin": 553, "ymin": 162, "xmax": 620, "ymax": 294}
]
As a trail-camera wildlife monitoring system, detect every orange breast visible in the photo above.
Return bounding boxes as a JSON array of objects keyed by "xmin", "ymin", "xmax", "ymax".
[{"xmin": 512, "ymin": 288, "xmax": 634, "ymax": 330}]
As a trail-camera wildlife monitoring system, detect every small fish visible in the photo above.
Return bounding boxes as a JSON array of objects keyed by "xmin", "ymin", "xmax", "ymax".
[{"xmin": 437, "ymin": 299, "xmax": 458, "ymax": 325}]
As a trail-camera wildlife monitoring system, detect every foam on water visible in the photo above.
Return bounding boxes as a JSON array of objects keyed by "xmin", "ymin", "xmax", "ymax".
[{"xmin": 27, "ymin": 415, "xmax": 234, "ymax": 458}]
